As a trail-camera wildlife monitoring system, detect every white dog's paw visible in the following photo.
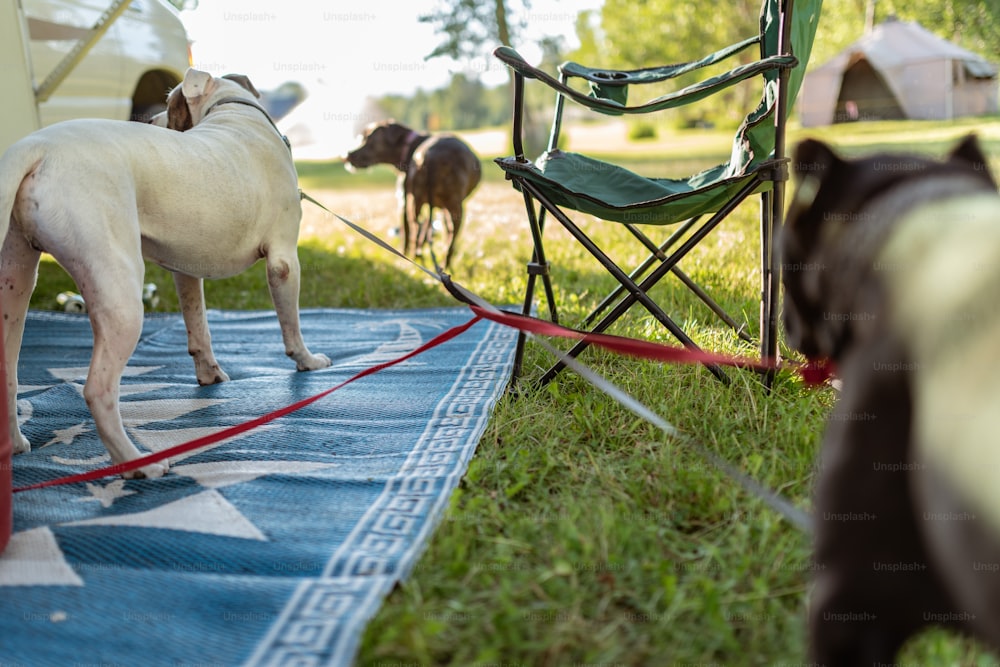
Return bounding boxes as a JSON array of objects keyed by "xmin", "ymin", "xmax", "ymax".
[
  {"xmin": 194, "ymin": 359, "xmax": 230, "ymax": 386},
  {"xmin": 122, "ymin": 460, "xmax": 170, "ymax": 480},
  {"xmin": 13, "ymin": 432, "xmax": 31, "ymax": 455},
  {"xmin": 296, "ymin": 353, "xmax": 332, "ymax": 372}
]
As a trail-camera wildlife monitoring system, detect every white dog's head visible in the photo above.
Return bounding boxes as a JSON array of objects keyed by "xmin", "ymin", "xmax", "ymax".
[{"xmin": 158, "ymin": 69, "xmax": 260, "ymax": 131}]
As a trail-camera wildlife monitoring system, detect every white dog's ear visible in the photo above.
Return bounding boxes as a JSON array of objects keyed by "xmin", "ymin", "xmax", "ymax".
[
  {"xmin": 181, "ymin": 68, "xmax": 215, "ymax": 99},
  {"xmin": 165, "ymin": 86, "xmax": 192, "ymax": 131},
  {"xmin": 222, "ymin": 73, "xmax": 260, "ymax": 99}
]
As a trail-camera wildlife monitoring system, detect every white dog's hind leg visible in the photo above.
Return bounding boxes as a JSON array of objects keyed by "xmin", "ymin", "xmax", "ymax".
[
  {"xmin": 0, "ymin": 234, "xmax": 41, "ymax": 455},
  {"xmin": 173, "ymin": 272, "xmax": 229, "ymax": 385},
  {"xmin": 265, "ymin": 251, "xmax": 331, "ymax": 371},
  {"xmin": 66, "ymin": 237, "xmax": 169, "ymax": 479},
  {"xmin": 84, "ymin": 295, "xmax": 168, "ymax": 479}
]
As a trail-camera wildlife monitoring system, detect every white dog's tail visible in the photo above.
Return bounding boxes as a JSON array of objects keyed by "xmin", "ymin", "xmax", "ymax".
[{"xmin": 0, "ymin": 139, "xmax": 43, "ymax": 245}]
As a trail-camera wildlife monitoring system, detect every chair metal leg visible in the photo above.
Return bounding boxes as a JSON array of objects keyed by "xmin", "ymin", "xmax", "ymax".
[
  {"xmin": 510, "ymin": 161, "xmax": 779, "ymax": 389},
  {"xmin": 534, "ymin": 210, "xmax": 558, "ymax": 324},
  {"xmin": 510, "ymin": 187, "xmax": 558, "ymax": 387},
  {"xmin": 769, "ymin": 182, "xmax": 785, "ymax": 364},
  {"xmin": 521, "ymin": 190, "xmax": 557, "ymax": 322},
  {"xmin": 759, "ymin": 180, "xmax": 785, "ymax": 390},
  {"xmin": 625, "ymin": 222, "xmax": 754, "ymax": 344},
  {"xmin": 759, "ymin": 191, "xmax": 774, "ymax": 389},
  {"xmin": 522, "ymin": 180, "xmax": 765, "ymax": 385},
  {"xmin": 581, "ymin": 216, "xmax": 754, "ymax": 345},
  {"xmin": 581, "ymin": 218, "xmax": 699, "ymax": 328}
]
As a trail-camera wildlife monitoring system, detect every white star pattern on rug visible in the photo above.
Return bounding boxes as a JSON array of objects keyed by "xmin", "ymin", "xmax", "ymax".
[
  {"xmin": 171, "ymin": 460, "xmax": 341, "ymax": 489},
  {"xmin": 73, "ymin": 480, "xmax": 136, "ymax": 508},
  {"xmin": 66, "ymin": 489, "xmax": 269, "ymax": 540},
  {"xmin": 42, "ymin": 423, "xmax": 90, "ymax": 448},
  {"xmin": 1, "ymin": 363, "xmax": 339, "ymax": 587},
  {"xmin": 0, "ymin": 307, "xmax": 518, "ymax": 665},
  {"xmin": 340, "ymin": 319, "xmax": 441, "ymax": 368},
  {"xmin": 0, "ymin": 527, "xmax": 84, "ymax": 587}
]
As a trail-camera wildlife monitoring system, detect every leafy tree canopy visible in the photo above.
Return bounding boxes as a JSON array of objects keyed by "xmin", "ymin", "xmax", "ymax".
[{"xmin": 381, "ymin": 0, "xmax": 1000, "ymax": 131}]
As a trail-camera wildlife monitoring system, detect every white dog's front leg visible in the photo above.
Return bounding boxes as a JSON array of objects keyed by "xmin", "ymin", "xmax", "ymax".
[
  {"xmin": 266, "ymin": 252, "xmax": 331, "ymax": 371},
  {"xmin": 173, "ymin": 272, "xmax": 229, "ymax": 385}
]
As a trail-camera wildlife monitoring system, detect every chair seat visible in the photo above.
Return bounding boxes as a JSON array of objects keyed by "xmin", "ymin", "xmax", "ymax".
[{"xmin": 495, "ymin": 150, "xmax": 772, "ymax": 225}]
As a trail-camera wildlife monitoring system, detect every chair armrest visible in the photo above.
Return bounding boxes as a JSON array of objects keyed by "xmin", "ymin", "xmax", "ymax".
[
  {"xmin": 493, "ymin": 45, "xmax": 797, "ymax": 116},
  {"xmin": 559, "ymin": 34, "xmax": 761, "ymax": 86}
]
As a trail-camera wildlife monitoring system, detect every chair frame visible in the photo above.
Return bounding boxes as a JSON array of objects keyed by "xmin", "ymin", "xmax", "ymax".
[{"xmin": 497, "ymin": 0, "xmax": 802, "ymax": 387}]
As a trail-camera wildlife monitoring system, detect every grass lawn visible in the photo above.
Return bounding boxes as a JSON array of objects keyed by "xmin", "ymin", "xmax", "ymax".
[{"xmin": 27, "ymin": 115, "xmax": 1000, "ymax": 665}]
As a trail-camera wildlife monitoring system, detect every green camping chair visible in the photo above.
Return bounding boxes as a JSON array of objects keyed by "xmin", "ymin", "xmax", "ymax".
[{"xmin": 493, "ymin": 0, "xmax": 822, "ymax": 385}]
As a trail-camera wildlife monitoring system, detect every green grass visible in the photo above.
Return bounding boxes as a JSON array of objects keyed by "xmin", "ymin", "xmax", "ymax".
[
  {"xmin": 296, "ymin": 156, "xmax": 510, "ymax": 192},
  {"xmin": 26, "ymin": 116, "xmax": 1000, "ymax": 665},
  {"xmin": 296, "ymin": 161, "xmax": 397, "ymax": 191},
  {"xmin": 294, "ymin": 114, "xmax": 1000, "ymax": 194}
]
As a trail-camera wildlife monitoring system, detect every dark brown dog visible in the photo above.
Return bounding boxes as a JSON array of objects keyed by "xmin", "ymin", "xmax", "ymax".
[
  {"xmin": 782, "ymin": 135, "xmax": 1000, "ymax": 665},
  {"xmin": 344, "ymin": 121, "xmax": 481, "ymax": 269}
]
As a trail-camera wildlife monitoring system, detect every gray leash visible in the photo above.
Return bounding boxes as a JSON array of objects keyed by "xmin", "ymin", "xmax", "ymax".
[
  {"xmin": 301, "ymin": 191, "xmax": 814, "ymax": 535},
  {"xmin": 207, "ymin": 96, "xmax": 292, "ymax": 151}
]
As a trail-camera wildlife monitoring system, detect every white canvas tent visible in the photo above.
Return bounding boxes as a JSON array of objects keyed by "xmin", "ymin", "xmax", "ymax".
[{"xmin": 799, "ymin": 17, "xmax": 998, "ymax": 126}]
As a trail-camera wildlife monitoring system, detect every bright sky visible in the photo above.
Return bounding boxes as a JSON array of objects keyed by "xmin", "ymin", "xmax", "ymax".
[{"xmin": 180, "ymin": 0, "xmax": 602, "ymax": 158}]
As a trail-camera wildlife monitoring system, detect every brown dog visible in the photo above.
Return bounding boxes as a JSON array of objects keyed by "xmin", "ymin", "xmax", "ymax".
[
  {"xmin": 344, "ymin": 121, "xmax": 481, "ymax": 269},
  {"xmin": 782, "ymin": 135, "xmax": 1000, "ymax": 664}
]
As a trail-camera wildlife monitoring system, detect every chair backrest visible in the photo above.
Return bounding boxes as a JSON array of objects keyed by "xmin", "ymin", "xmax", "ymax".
[
  {"xmin": 550, "ymin": 0, "xmax": 823, "ymax": 176},
  {"xmin": 492, "ymin": 0, "xmax": 824, "ymax": 223},
  {"xmin": 731, "ymin": 0, "xmax": 822, "ymax": 176}
]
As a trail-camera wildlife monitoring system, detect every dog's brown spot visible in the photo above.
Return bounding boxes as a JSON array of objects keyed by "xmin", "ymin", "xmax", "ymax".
[
  {"xmin": 165, "ymin": 86, "xmax": 193, "ymax": 132},
  {"xmin": 267, "ymin": 259, "xmax": 291, "ymax": 283}
]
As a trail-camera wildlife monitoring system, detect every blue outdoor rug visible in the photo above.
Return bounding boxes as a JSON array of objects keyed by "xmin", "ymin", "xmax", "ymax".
[{"xmin": 0, "ymin": 307, "xmax": 516, "ymax": 666}]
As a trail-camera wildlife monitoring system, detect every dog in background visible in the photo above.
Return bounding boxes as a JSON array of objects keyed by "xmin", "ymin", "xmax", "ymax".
[
  {"xmin": 0, "ymin": 68, "xmax": 331, "ymax": 478},
  {"xmin": 343, "ymin": 121, "xmax": 481, "ymax": 269},
  {"xmin": 781, "ymin": 135, "xmax": 1000, "ymax": 664}
]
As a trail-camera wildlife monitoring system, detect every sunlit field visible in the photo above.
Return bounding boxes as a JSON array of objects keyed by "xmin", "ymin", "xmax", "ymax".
[{"xmin": 29, "ymin": 116, "xmax": 1000, "ymax": 666}]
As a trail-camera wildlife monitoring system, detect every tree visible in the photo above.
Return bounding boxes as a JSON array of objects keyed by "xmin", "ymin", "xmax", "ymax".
[
  {"xmin": 869, "ymin": 0, "xmax": 1000, "ymax": 56},
  {"xmin": 587, "ymin": 0, "xmax": 758, "ymax": 71},
  {"xmin": 798, "ymin": 0, "xmax": 1000, "ymax": 69},
  {"xmin": 569, "ymin": 0, "xmax": 763, "ymax": 128},
  {"xmin": 420, "ymin": 0, "xmax": 550, "ymax": 153},
  {"xmin": 419, "ymin": 0, "xmax": 527, "ymax": 61},
  {"xmin": 574, "ymin": 0, "xmax": 1000, "ymax": 128}
]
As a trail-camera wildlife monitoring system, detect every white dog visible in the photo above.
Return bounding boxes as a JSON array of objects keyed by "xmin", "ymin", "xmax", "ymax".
[{"xmin": 0, "ymin": 68, "xmax": 331, "ymax": 478}]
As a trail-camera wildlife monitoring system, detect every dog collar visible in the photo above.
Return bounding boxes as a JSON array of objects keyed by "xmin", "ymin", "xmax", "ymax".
[
  {"xmin": 398, "ymin": 130, "xmax": 429, "ymax": 171},
  {"xmin": 818, "ymin": 171, "xmax": 991, "ymax": 359},
  {"xmin": 205, "ymin": 96, "xmax": 292, "ymax": 152}
]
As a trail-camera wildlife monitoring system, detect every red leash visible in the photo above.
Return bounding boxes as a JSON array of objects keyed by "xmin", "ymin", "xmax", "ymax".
[
  {"xmin": 13, "ymin": 315, "xmax": 484, "ymax": 493},
  {"xmin": 12, "ymin": 294, "xmax": 834, "ymax": 492},
  {"xmin": 10, "ymin": 197, "xmax": 833, "ymax": 547},
  {"xmin": 467, "ymin": 304, "xmax": 835, "ymax": 386},
  {"xmin": 308, "ymin": 197, "xmax": 837, "ymax": 386}
]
